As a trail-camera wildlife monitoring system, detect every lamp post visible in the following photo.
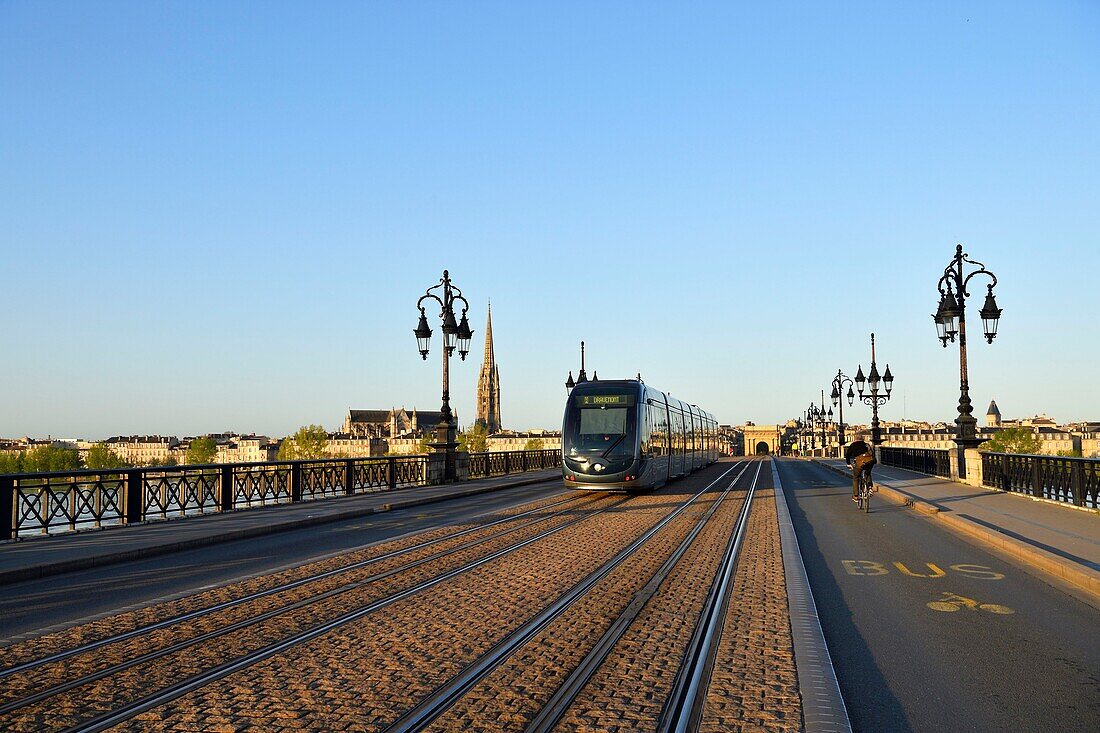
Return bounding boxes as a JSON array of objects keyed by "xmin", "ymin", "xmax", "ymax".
[
  {"xmin": 855, "ymin": 332, "xmax": 893, "ymax": 446},
  {"xmin": 804, "ymin": 407, "xmax": 815, "ymax": 452},
  {"xmin": 807, "ymin": 403, "xmax": 824, "ymax": 455},
  {"xmin": 565, "ymin": 340, "xmax": 588, "ymax": 394},
  {"xmin": 932, "ymin": 244, "xmax": 1002, "ymax": 451},
  {"xmin": 830, "ymin": 369, "xmax": 856, "ymax": 456},
  {"xmin": 819, "ymin": 389, "xmax": 829, "ymax": 454},
  {"xmin": 413, "ymin": 270, "xmax": 473, "ymax": 482}
]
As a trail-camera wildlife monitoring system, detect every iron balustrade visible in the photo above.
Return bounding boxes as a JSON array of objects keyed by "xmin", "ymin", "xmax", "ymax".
[
  {"xmin": 982, "ymin": 452, "xmax": 1099, "ymax": 509},
  {"xmin": 879, "ymin": 447, "xmax": 952, "ymax": 478},
  {"xmin": 1, "ymin": 450, "xmax": 555, "ymax": 540},
  {"xmin": 468, "ymin": 449, "xmax": 561, "ymax": 478}
]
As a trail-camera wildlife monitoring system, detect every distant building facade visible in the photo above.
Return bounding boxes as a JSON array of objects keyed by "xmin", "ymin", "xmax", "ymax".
[
  {"xmin": 106, "ymin": 435, "xmax": 179, "ymax": 465},
  {"xmin": 215, "ymin": 435, "xmax": 279, "ymax": 464},
  {"xmin": 986, "ymin": 400, "xmax": 1002, "ymax": 428}
]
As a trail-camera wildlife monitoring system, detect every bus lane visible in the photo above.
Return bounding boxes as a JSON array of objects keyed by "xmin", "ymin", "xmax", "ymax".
[{"xmin": 775, "ymin": 458, "xmax": 1100, "ymax": 733}]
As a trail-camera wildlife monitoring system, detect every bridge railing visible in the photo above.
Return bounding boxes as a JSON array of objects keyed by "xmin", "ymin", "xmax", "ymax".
[
  {"xmin": 878, "ymin": 447, "xmax": 952, "ymax": 478},
  {"xmin": 982, "ymin": 452, "xmax": 1099, "ymax": 509},
  {"xmin": 1, "ymin": 449, "xmax": 560, "ymax": 540},
  {"xmin": 468, "ymin": 449, "xmax": 561, "ymax": 478}
]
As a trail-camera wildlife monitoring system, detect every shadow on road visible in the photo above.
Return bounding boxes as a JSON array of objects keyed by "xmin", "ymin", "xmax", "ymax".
[{"xmin": 778, "ymin": 461, "xmax": 916, "ymax": 733}]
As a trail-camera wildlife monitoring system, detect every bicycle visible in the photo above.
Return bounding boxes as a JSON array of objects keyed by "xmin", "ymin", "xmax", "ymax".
[
  {"xmin": 926, "ymin": 592, "xmax": 1014, "ymax": 614},
  {"xmin": 855, "ymin": 467, "xmax": 875, "ymax": 513}
]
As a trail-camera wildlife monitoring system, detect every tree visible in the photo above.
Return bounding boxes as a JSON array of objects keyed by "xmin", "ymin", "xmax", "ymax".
[
  {"xmin": 1055, "ymin": 448, "xmax": 1083, "ymax": 458},
  {"xmin": 982, "ymin": 427, "xmax": 1042, "ymax": 455},
  {"xmin": 279, "ymin": 425, "xmax": 329, "ymax": 460},
  {"xmin": 523, "ymin": 438, "xmax": 545, "ymax": 451},
  {"xmin": 186, "ymin": 437, "xmax": 218, "ymax": 465},
  {"xmin": 85, "ymin": 443, "xmax": 129, "ymax": 470},
  {"xmin": 417, "ymin": 433, "xmax": 434, "ymax": 454},
  {"xmin": 0, "ymin": 452, "xmax": 25, "ymax": 474},
  {"xmin": 457, "ymin": 423, "xmax": 489, "ymax": 454},
  {"xmin": 23, "ymin": 444, "xmax": 82, "ymax": 472}
]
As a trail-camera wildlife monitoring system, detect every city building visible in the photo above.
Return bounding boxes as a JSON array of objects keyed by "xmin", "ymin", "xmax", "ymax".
[
  {"xmin": 986, "ymin": 400, "xmax": 1001, "ymax": 428},
  {"xmin": 105, "ymin": 435, "xmax": 179, "ymax": 465},
  {"xmin": 215, "ymin": 435, "xmax": 279, "ymax": 464},
  {"xmin": 484, "ymin": 430, "xmax": 560, "ymax": 452},
  {"xmin": 324, "ymin": 433, "xmax": 385, "ymax": 458}
]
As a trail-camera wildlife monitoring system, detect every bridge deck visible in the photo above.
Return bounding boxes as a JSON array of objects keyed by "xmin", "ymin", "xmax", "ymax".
[{"xmin": 2, "ymin": 457, "xmax": 1096, "ymax": 731}]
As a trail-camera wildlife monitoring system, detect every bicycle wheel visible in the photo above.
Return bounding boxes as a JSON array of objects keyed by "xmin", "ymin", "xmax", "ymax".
[{"xmin": 864, "ymin": 477, "xmax": 872, "ymax": 513}]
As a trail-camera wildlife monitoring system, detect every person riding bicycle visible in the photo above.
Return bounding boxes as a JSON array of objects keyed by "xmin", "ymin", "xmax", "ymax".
[{"xmin": 845, "ymin": 439, "xmax": 876, "ymax": 502}]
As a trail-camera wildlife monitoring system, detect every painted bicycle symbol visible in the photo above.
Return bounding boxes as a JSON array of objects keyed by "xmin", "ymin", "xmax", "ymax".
[{"xmin": 926, "ymin": 591, "xmax": 1014, "ymax": 614}]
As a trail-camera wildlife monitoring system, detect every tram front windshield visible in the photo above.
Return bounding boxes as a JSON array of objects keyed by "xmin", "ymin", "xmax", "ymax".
[{"xmin": 564, "ymin": 396, "xmax": 637, "ymax": 458}]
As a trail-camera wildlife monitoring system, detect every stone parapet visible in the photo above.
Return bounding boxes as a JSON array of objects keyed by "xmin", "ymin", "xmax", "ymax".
[
  {"xmin": 963, "ymin": 448, "xmax": 984, "ymax": 487},
  {"xmin": 426, "ymin": 452, "xmax": 447, "ymax": 485}
]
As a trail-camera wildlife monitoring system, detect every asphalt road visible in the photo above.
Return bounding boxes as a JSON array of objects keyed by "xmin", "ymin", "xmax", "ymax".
[
  {"xmin": 776, "ymin": 457, "xmax": 1100, "ymax": 733},
  {"xmin": 0, "ymin": 479, "xmax": 567, "ymax": 639}
]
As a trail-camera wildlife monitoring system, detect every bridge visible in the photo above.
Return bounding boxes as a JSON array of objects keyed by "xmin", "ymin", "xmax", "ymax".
[{"xmin": 1, "ymin": 448, "xmax": 1097, "ymax": 732}]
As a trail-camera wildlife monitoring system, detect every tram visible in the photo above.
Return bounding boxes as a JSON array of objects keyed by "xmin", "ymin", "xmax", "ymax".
[{"xmin": 561, "ymin": 379, "xmax": 719, "ymax": 491}]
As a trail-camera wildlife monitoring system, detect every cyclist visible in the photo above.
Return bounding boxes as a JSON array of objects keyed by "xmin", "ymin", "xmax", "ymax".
[{"xmin": 844, "ymin": 439, "xmax": 876, "ymax": 502}]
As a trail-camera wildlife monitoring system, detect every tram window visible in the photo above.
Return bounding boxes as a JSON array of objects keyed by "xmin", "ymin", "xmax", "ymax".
[
  {"xmin": 564, "ymin": 402, "xmax": 636, "ymax": 457},
  {"xmin": 656, "ymin": 406, "xmax": 668, "ymax": 457},
  {"xmin": 579, "ymin": 407, "xmax": 626, "ymax": 436},
  {"xmin": 675, "ymin": 410, "xmax": 685, "ymax": 454}
]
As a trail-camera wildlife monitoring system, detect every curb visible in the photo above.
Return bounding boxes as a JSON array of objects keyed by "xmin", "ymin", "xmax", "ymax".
[
  {"xmin": 810, "ymin": 460, "xmax": 1100, "ymax": 604},
  {"xmin": 772, "ymin": 458, "xmax": 852, "ymax": 733},
  {"xmin": 0, "ymin": 472, "xmax": 560, "ymax": 586}
]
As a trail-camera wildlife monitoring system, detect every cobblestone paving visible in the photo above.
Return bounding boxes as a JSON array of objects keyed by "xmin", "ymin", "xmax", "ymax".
[
  {"xmin": 0, "ymin": 490, "xmax": 582, "ymax": 668},
  {"xmin": 115, "ymin": 489, "xmax": 697, "ymax": 732},
  {"xmin": 553, "ymin": 475, "xmax": 756, "ymax": 732},
  {"xmin": 425, "ymin": 486, "xmax": 741, "ymax": 732},
  {"xmin": 0, "ymin": 494, "xmax": 613, "ymax": 731},
  {"xmin": 699, "ymin": 487, "xmax": 801, "ymax": 733}
]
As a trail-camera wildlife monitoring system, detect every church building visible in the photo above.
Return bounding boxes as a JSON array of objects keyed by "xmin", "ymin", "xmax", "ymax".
[
  {"xmin": 475, "ymin": 303, "xmax": 502, "ymax": 433},
  {"xmin": 342, "ymin": 407, "xmax": 448, "ymax": 439}
]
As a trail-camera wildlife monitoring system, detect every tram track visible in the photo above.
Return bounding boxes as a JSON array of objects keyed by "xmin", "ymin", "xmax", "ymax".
[
  {"xmin": 384, "ymin": 461, "xmax": 751, "ymax": 733},
  {"xmin": 0, "ymin": 489, "xmax": 619, "ymax": 730},
  {"xmin": 0, "ymin": 480, "xmax": 583, "ymax": 676},
  {"xmin": 2, "ymin": 460, "xmax": 759, "ymax": 733},
  {"xmin": 527, "ymin": 459, "xmax": 760, "ymax": 733},
  {"xmin": 657, "ymin": 460, "xmax": 761, "ymax": 733},
  {"xmin": 57, "ymin": 490, "xmax": 636, "ymax": 733},
  {"xmin": 107, "ymin": 462, "xmax": 744, "ymax": 732}
]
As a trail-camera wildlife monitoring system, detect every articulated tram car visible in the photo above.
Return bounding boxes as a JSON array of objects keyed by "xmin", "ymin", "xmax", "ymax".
[{"xmin": 562, "ymin": 379, "xmax": 719, "ymax": 491}]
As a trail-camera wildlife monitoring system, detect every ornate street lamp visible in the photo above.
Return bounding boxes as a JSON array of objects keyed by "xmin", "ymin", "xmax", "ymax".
[
  {"xmin": 819, "ymin": 389, "xmax": 829, "ymax": 454},
  {"xmin": 414, "ymin": 269, "xmax": 473, "ymax": 482},
  {"xmin": 806, "ymin": 404, "xmax": 820, "ymax": 453},
  {"xmin": 830, "ymin": 369, "xmax": 856, "ymax": 455},
  {"xmin": 565, "ymin": 340, "xmax": 589, "ymax": 394},
  {"xmin": 856, "ymin": 332, "xmax": 893, "ymax": 446},
  {"xmin": 932, "ymin": 244, "xmax": 1001, "ymax": 450}
]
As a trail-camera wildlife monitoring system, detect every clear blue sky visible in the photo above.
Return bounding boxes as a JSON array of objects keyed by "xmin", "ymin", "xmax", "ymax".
[{"xmin": 2, "ymin": 2, "xmax": 1098, "ymax": 439}]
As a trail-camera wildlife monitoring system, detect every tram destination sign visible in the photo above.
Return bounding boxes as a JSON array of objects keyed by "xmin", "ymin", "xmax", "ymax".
[{"xmin": 576, "ymin": 394, "xmax": 635, "ymax": 406}]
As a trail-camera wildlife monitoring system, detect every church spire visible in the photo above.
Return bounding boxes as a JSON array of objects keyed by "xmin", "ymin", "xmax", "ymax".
[
  {"xmin": 482, "ymin": 301, "xmax": 495, "ymax": 369},
  {"xmin": 475, "ymin": 301, "xmax": 502, "ymax": 433}
]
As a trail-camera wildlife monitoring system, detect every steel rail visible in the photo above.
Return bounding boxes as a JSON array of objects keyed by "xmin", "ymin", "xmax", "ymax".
[
  {"xmin": 58, "ymin": 491, "xmax": 634, "ymax": 733},
  {"xmin": 0, "ymin": 489, "xmax": 610, "ymax": 717},
  {"xmin": 656, "ymin": 460, "xmax": 762, "ymax": 733},
  {"xmin": 384, "ymin": 460, "xmax": 750, "ymax": 733},
  {"xmin": 525, "ymin": 460, "xmax": 757, "ymax": 733},
  {"xmin": 0, "ymin": 479, "xmax": 581, "ymax": 681}
]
